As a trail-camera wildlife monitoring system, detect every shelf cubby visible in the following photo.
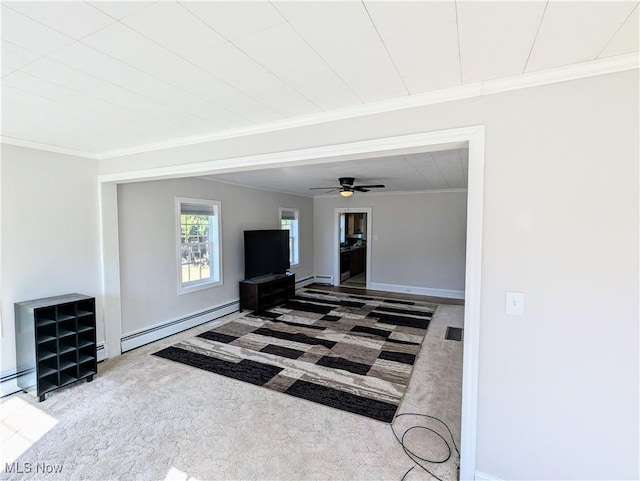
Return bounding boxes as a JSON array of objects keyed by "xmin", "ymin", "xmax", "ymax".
[
  {"xmin": 58, "ymin": 359, "xmax": 77, "ymax": 371},
  {"xmin": 77, "ymin": 339, "xmax": 94, "ymax": 349},
  {"xmin": 59, "ymin": 371, "xmax": 78, "ymax": 387},
  {"xmin": 36, "ymin": 318, "xmax": 56, "ymax": 327},
  {"xmin": 39, "ymin": 377, "xmax": 58, "ymax": 394},
  {"xmin": 57, "ymin": 328, "xmax": 76, "ymax": 340},
  {"xmin": 59, "ymin": 342, "xmax": 76, "ymax": 355},
  {"xmin": 77, "ymin": 324, "xmax": 94, "ymax": 334},
  {"xmin": 38, "ymin": 364, "xmax": 58, "ymax": 379},
  {"xmin": 37, "ymin": 348, "xmax": 57, "ymax": 361},
  {"xmin": 77, "ymin": 309, "xmax": 93, "ymax": 318},
  {"xmin": 78, "ymin": 366, "xmax": 96, "ymax": 378},
  {"xmin": 78, "ymin": 352, "xmax": 94, "ymax": 364},
  {"xmin": 37, "ymin": 333, "xmax": 57, "ymax": 344}
]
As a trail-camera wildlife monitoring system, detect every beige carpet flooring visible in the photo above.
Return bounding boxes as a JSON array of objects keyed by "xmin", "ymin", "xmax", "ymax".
[{"xmin": 1, "ymin": 292, "xmax": 463, "ymax": 481}]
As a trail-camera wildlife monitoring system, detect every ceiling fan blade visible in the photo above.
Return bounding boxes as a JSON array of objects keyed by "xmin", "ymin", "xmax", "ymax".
[
  {"xmin": 311, "ymin": 188, "xmax": 340, "ymax": 193},
  {"xmin": 356, "ymin": 184, "xmax": 385, "ymax": 189},
  {"xmin": 353, "ymin": 187, "xmax": 370, "ymax": 192},
  {"xmin": 310, "ymin": 186, "xmax": 339, "ymax": 190}
]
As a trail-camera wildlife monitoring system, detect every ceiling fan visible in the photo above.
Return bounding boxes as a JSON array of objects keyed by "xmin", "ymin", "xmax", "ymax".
[{"xmin": 310, "ymin": 177, "xmax": 386, "ymax": 197}]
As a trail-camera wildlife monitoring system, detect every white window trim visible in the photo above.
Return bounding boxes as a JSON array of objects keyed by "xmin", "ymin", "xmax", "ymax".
[
  {"xmin": 176, "ymin": 197, "xmax": 223, "ymax": 295},
  {"xmin": 279, "ymin": 207, "xmax": 300, "ymax": 267}
]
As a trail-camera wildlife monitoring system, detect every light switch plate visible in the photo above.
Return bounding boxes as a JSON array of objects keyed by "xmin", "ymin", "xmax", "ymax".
[{"xmin": 505, "ymin": 291, "xmax": 524, "ymax": 315}]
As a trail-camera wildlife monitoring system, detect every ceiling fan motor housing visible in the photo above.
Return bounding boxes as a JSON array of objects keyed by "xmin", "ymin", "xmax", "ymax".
[{"xmin": 339, "ymin": 177, "xmax": 355, "ymax": 186}]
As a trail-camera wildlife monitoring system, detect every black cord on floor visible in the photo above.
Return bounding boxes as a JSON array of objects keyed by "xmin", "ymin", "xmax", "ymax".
[{"xmin": 391, "ymin": 412, "xmax": 460, "ymax": 481}]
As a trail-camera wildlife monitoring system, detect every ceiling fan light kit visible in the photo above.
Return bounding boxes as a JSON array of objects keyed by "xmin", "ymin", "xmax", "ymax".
[{"xmin": 311, "ymin": 177, "xmax": 386, "ymax": 197}]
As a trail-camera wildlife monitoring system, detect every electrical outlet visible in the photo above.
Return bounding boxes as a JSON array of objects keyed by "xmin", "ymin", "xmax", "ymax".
[{"xmin": 505, "ymin": 291, "xmax": 524, "ymax": 315}]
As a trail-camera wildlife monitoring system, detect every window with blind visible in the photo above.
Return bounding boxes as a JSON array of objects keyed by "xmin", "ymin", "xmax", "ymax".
[
  {"xmin": 279, "ymin": 207, "xmax": 299, "ymax": 266},
  {"xmin": 176, "ymin": 197, "xmax": 222, "ymax": 293}
]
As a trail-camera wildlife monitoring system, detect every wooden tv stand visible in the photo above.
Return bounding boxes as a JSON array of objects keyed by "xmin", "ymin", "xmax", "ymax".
[{"xmin": 239, "ymin": 272, "xmax": 295, "ymax": 312}]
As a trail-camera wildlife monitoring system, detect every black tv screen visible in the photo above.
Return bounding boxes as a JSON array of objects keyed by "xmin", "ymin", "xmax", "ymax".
[{"xmin": 244, "ymin": 230, "xmax": 290, "ymax": 279}]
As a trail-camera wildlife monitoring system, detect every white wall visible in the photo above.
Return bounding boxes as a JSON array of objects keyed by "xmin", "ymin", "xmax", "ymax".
[
  {"xmin": 117, "ymin": 177, "xmax": 313, "ymax": 336},
  {"xmin": 100, "ymin": 70, "xmax": 639, "ymax": 480},
  {"xmin": 313, "ymin": 191, "xmax": 467, "ymax": 296},
  {"xmin": 0, "ymin": 145, "xmax": 103, "ymax": 395}
]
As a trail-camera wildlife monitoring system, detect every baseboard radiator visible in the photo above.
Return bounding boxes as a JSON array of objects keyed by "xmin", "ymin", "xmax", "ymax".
[
  {"xmin": 295, "ymin": 275, "xmax": 315, "ymax": 288},
  {"xmin": 120, "ymin": 300, "xmax": 240, "ymax": 353},
  {"xmin": 121, "ymin": 276, "xmax": 318, "ymax": 353},
  {"xmin": 96, "ymin": 342, "xmax": 107, "ymax": 362},
  {"xmin": 1, "ymin": 368, "xmax": 30, "ymax": 398},
  {"xmin": 314, "ymin": 275, "xmax": 334, "ymax": 285}
]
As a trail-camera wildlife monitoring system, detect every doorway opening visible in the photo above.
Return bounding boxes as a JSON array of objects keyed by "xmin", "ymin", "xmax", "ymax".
[
  {"xmin": 339, "ymin": 211, "xmax": 367, "ymax": 288},
  {"xmin": 333, "ymin": 207, "xmax": 372, "ymax": 290}
]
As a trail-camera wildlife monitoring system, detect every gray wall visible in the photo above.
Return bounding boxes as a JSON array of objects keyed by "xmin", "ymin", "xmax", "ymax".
[
  {"xmin": 313, "ymin": 191, "xmax": 467, "ymax": 294},
  {"xmin": 102, "ymin": 70, "xmax": 639, "ymax": 480},
  {"xmin": 0, "ymin": 145, "xmax": 102, "ymax": 395},
  {"xmin": 117, "ymin": 177, "xmax": 313, "ymax": 335}
]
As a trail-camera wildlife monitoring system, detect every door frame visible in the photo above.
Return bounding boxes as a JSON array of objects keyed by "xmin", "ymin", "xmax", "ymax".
[{"xmin": 333, "ymin": 207, "xmax": 372, "ymax": 288}]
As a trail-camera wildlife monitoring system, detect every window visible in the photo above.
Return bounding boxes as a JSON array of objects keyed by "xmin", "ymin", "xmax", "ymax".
[
  {"xmin": 176, "ymin": 198, "xmax": 222, "ymax": 293},
  {"xmin": 279, "ymin": 208, "xmax": 299, "ymax": 266}
]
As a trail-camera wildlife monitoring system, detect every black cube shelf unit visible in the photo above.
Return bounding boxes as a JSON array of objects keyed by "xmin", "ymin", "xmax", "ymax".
[{"xmin": 15, "ymin": 293, "xmax": 97, "ymax": 402}]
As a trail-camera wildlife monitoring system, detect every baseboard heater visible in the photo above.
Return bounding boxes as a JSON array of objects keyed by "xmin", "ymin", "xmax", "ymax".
[
  {"xmin": 96, "ymin": 342, "xmax": 107, "ymax": 362},
  {"xmin": 120, "ymin": 300, "xmax": 239, "ymax": 353},
  {"xmin": 295, "ymin": 275, "xmax": 315, "ymax": 288},
  {"xmin": 314, "ymin": 275, "xmax": 333, "ymax": 285},
  {"xmin": 1, "ymin": 367, "xmax": 33, "ymax": 398}
]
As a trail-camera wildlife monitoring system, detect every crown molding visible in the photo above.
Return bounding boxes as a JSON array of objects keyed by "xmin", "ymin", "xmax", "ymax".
[
  {"xmin": 202, "ymin": 174, "xmax": 466, "ymax": 199},
  {"xmin": 359, "ymin": 187, "xmax": 468, "ymax": 196},
  {"xmin": 3, "ymin": 53, "xmax": 637, "ymax": 161},
  {"xmin": 95, "ymin": 84, "xmax": 482, "ymax": 160},
  {"xmin": 481, "ymin": 52, "xmax": 639, "ymax": 95},
  {"xmin": 199, "ymin": 175, "xmax": 315, "ymax": 199},
  {"xmin": 96, "ymin": 53, "xmax": 638, "ymax": 160},
  {"xmin": 1, "ymin": 136, "xmax": 99, "ymax": 160},
  {"xmin": 314, "ymin": 188, "xmax": 468, "ymax": 198}
]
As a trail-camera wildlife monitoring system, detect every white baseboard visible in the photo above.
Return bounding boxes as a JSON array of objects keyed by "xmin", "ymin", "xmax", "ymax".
[
  {"xmin": 0, "ymin": 370, "xmax": 22, "ymax": 398},
  {"xmin": 295, "ymin": 275, "xmax": 315, "ymax": 288},
  {"xmin": 475, "ymin": 471, "xmax": 503, "ymax": 481},
  {"xmin": 96, "ymin": 342, "xmax": 107, "ymax": 362},
  {"xmin": 314, "ymin": 275, "xmax": 334, "ymax": 284},
  {"xmin": 120, "ymin": 299, "xmax": 239, "ymax": 352},
  {"xmin": 369, "ymin": 282, "xmax": 465, "ymax": 299}
]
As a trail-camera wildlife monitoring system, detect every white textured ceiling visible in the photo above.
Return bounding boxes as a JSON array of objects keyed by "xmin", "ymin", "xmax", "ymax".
[
  {"xmin": 1, "ymin": 1, "xmax": 638, "ymax": 157},
  {"xmin": 202, "ymin": 148, "xmax": 469, "ymax": 196}
]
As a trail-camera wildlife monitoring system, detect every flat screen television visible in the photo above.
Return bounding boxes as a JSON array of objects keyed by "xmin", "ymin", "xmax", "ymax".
[{"xmin": 244, "ymin": 229, "xmax": 290, "ymax": 280}]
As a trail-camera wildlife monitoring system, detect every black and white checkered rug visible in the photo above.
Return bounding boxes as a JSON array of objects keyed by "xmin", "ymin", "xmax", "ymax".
[{"xmin": 154, "ymin": 289, "xmax": 436, "ymax": 422}]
